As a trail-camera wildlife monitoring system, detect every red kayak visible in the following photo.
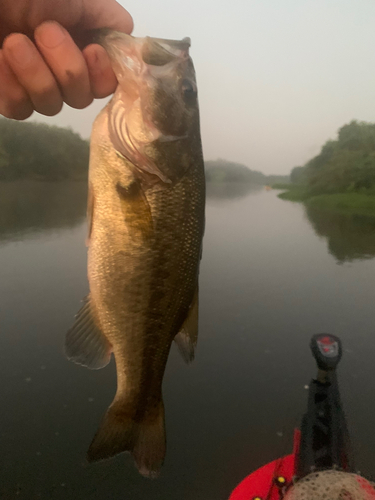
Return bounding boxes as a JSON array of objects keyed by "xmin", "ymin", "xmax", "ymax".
[
  {"xmin": 229, "ymin": 430, "xmax": 300, "ymax": 500},
  {"xmin": 228, "ymin": 334, "xmax": 375, "ymax": 500}
]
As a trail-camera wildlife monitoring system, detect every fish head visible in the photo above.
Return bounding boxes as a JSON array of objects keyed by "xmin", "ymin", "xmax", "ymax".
[{"xmin": 97, "ymin": 30, "xmax": 201, "ymax": 185}]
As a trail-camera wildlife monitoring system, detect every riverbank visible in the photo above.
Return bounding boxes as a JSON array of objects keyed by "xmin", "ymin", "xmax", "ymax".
[{"xmin": 275, "ymin": 185, "xmax": 375, "ymax": 217}]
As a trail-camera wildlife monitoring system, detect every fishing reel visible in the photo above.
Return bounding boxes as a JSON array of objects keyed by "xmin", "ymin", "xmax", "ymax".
[{"xmin": 310, "ymin": 333, "xmax": 342, "ymax": 372}]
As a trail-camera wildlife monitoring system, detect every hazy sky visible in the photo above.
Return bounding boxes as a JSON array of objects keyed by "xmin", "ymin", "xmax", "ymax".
[{"xmin": 28, "ymin": 0, "xmax": 375, "ymax": 175}]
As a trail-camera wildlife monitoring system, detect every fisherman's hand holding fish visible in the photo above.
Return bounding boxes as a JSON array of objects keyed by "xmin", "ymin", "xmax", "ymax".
[
  {"xmin": 0, "ymin": 1, "xmax": 205, "ymax": 477},
  {"xmin": 0, "ymin": 0, "xmax": 133, "ymax": 119},
  {"xmin": 65, "ymin": 31, "xmax": 205, "ymax": 478}
]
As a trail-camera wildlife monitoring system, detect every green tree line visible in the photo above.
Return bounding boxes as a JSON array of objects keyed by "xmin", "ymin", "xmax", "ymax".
[
  {"xmin": 205, "ymin": 159, "xmax": 289, "ymax": 185},
  {"xmin": 0, "ymin": 118, "xmax": 89, "ymax": 181},
  {"xmin": 0, "ymin": 119, "xmax": 290, "ymax": 185},
  {"xmin": 290, "ymin": 121, "xmax": 375, "ymax": 194}
]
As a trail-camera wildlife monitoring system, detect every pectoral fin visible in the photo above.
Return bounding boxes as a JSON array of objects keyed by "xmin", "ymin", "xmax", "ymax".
[
  {"xmin": 65, "ymin": 295, "xmax": 112, "ymax": 370},
  {"xmin": 116, "ymin": 180, "xmax": 154, "ymax": 240},
  {"xmin": 174, "ymin": 287, "xmax": 199, "ymax": 364}
]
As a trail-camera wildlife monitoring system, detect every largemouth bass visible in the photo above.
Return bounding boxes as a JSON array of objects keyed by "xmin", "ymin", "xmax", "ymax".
[{"xmin": 65, "ymin": 31, "xmax": 205, "ymax": 478}]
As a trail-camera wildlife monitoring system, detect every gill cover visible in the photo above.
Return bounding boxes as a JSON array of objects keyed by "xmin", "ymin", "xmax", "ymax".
[{"xmin": 98, "ymin": 31, "xmax": 196, "ymax": 185}]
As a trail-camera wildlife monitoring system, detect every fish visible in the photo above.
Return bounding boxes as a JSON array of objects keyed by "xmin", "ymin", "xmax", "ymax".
[{"xmin": 65, "ymin": 31, "xmax": 205, "ymax": 479}]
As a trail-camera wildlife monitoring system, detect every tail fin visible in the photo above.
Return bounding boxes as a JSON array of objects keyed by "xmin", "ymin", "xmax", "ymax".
[{"xmin": 87, "ymin": 397, "xmax": 166, "ymax": 479}]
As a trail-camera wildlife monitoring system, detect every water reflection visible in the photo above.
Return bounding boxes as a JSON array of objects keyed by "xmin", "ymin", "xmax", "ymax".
[
  {"xmin": 206, "ymin": 182, "xmax": 262, "ymax": 202},
  {"xmin": 0, "ymin": 181, "xmax": 87, "ymax": 243},
  {"xmin": 0, "ymin": 180, "xmax": 260, "ymax": 245},
  {"xmin": 1, "ymin": 189, "xmax": 375, "ymax": 498},
  {"xmin": 305, "ymin": 205, "xmax": 375, "ymax": 263}
]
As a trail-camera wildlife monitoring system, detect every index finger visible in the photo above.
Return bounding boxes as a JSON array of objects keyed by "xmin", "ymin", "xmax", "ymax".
[{"xmin": 34, "ymin": 22, "xmax": 93, "ymax": 109}]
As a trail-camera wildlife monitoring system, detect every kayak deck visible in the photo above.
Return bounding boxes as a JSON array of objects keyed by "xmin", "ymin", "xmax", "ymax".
[{"xmin": 229, "ymin": 430, "xmax": 300, "ymax": 500}]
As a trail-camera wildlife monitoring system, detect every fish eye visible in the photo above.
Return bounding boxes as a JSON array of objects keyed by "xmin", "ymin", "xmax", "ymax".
[{"xmin": 181, "ymin": 79, "xmax": 197, "ymax": 104}]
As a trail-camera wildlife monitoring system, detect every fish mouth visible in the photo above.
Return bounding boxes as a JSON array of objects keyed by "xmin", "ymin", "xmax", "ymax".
[
  {"xmin": 96, "ymin": 30, "xmax": 193, "ymax": 185},
  {"xmin": 94, "ymin": 29, "xmax": 190, "ymax": 61}
]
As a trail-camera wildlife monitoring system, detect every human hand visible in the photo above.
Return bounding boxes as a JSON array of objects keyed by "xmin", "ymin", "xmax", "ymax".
[{"xmin": 0, "ymin": 0, "xmax": 133, "ymax": 119}]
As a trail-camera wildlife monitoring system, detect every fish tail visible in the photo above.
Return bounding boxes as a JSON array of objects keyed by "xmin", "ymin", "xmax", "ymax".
[{"xmin": 87, "ymin": 397, "xmax": 166, "ymax": 479}]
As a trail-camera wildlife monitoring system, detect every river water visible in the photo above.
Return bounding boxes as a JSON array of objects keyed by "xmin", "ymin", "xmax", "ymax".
[{"xmin": 1, "ymin": 181, "xmax": 375, "ymax": 499}]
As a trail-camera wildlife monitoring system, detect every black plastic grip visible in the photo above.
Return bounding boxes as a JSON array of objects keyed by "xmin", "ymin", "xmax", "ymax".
[{"xmin": 310, "ymin": 333, "xmax": 342, "ymax": 371}]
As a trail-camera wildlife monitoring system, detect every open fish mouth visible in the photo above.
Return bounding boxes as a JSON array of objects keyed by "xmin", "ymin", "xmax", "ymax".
[
  {"xmin": 94, "ymin": 29, "xmax": 191, "ymax": 60},
  {"xmin": 94, "ymin": 30, "xmax": 196, "ymax": 184}
]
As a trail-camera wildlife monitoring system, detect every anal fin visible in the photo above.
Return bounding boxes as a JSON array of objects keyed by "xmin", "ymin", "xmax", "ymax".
[
  {"xmin": 65, "ymin": 295, "xmax": 112, "ymax": 370},
  {"xmin": 174, "ymin": 286, "xmax": 199, "ymax": 364}
]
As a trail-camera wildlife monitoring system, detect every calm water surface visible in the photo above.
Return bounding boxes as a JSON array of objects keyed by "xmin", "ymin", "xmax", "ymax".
[{"xmin": 1, "ymin": 182, "xmax": 375, "ymax": 499}]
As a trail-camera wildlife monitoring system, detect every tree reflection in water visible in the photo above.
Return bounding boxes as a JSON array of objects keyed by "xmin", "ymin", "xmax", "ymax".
[
  {"xmin": 206, "ymin": 182, "xmax": 262, "ymax": 202},
  {"xmin": 305, "ymin": 205, "xmax": 375, "ymax": 263},
  {"xmin": 0, "ymin": 181, "xmax": 87, "ymax": 243}
]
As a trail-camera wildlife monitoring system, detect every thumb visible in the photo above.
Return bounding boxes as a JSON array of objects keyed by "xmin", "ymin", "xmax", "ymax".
[{"xmin": 81, "ymin": 0, "xmax": 133, "ymax": 33}]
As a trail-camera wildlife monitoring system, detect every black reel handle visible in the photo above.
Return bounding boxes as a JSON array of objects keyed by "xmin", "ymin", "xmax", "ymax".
[
  {"xmin": 310, "ymin": 333, "xmax": 342, "ymax": 371},
  {"xmin": 296, "ymin": 333, "xmax": 354, "ymax": 478}
]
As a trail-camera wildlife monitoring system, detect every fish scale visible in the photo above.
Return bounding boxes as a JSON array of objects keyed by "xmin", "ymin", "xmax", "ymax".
[{"xmin": 65, "ymin": 30, "xmax": 205, "ymax": 478}]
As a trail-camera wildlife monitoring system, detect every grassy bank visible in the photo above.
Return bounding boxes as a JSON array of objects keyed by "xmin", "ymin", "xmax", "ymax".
[
  {"xmin": 306, "ymin": 193, "xmax": 375, "ymax": 217},
  {"xmin": 277, "ymin": 185, "xmax": 311, "ymax": 201},
  {"xmin": 276, "ymin": 185, "xmax": 375, "ymax": 217}
]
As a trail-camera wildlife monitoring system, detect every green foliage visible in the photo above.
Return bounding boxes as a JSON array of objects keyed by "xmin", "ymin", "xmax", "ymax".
[
  {"xmin": 277, "ymin": 185, "xmax": 311, "ymax": 202},
  {"xmin": 338, "ymin": 121, "xmax": 375, "ymax": 152},
  {"xmin": 308, "ymin": 149, "xmax": 375, "ymax": 195},
  {"xmin": 205, "ymin": 159, "xmax": 265, "ymax": 184},
  {"xmin": 306, "ymin": 193, "xmax": 375, "ymax": 217},
  {"xmin": 279, "ymin": 186, "xmax": 375, "ymax": 217},
  {"xmin": 0, "ymin": 118, "xmax": 89, "ymax": 181},
  {"xmin": 290, "ymin": 166, "xmax": 307, "ymax": 184},
  {"xmin": 205, "ymin": 159, "xmax": 289, "ymax": 185},
  {"xmin": 296, "ymin": 121, "xmax": 375, "ymax": 196},
  {"xmin": 307, "ymin": 140, "xmax": 337, "ymax": 174}
]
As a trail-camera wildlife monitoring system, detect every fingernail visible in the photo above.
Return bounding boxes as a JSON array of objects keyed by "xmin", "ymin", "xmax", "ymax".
[
  {"xmin": 37, "ymin": 22, "xmax": 67, "ymax": 49},
  {"xmin": 5, "ymin": 36, "xmax": 34, "ymax": 68}
]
